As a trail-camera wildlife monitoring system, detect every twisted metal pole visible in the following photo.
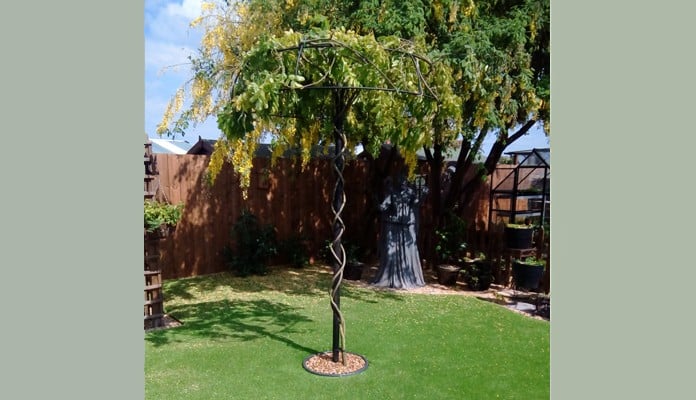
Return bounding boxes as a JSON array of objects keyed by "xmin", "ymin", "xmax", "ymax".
[{"xmin": 329, "ymin": 107, "xmax": 348, "ymax": 364}]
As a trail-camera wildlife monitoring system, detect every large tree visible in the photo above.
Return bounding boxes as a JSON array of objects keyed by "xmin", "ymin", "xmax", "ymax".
[
  {"xmin": 155, "ymin": 0, "xmax": 548, "ymax": 357},
  {"xmin": 429, "ymin": 0, "xmax": 550, "ymax": 220}
]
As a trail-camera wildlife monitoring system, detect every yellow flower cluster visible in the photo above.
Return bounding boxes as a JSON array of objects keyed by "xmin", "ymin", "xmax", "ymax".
[
  {"xmin": 448, "ymin": 1, "xmax": 459, "ymax": 24},
  {"xmin": 462, "ymin": 0, "xmax": 476, "ymax": 18},
  {"xmin": 156, "ymin": 88, "xmax": 184, "ymax": 135},
  {"xmin": 207, "ymin": 138, "xmax": 231, "ymax": 185},
  {"xmin": 270, "ymin": 139, "xmax": 287, "ymax": 168},
  {"xmin": 230, "ymin": 126, "xmax": 263, "ymax": 199},
  {"xmin": 189, "ymin": 16, "xmax": 203, "ymax": 28},
  {"xmin": 300, "ymin": 122, "xmax": 320, "ymax": 168},
  {"xmin": 201, "ymin": 24, "xmax": 226, "ymax": 57},
  {"xmin": 190, "ymin": 3, "xmax": 216, "ymax": 29},
  {"xmin": 208, "ymin": 127, "xmax": 263, "ymax": 200},
  {"xmin": 402, "ymin": 151, "xmax": 418, "ymax": 181},
  {"xmin": 191, "ymin": 75, "xmax": 213, "ymax": 122}
]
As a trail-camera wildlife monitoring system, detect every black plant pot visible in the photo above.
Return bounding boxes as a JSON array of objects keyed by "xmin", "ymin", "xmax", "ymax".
[
  {"xmin": 505, "ymin": 226, "xmax": 534, "ymax": 249},
  {"xmin": 463, "ymin": 260, "xmax": 493, "ymax": 291},
  {"xmin": 344, "ymin": 262, "xmax": 365, "ymax": 281},
  {"xmin": 436, "ymin": 264, "xmax": 461, "ymax": 286},
  {"xmin": 511, "ymin": 260, "xmax": 545, "ymax": 290}
]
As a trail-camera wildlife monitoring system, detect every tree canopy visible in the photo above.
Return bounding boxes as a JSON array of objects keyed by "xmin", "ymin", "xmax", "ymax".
[{"xmin": 156, "ymin": 0, "xmax": 549, "ymax": 231}]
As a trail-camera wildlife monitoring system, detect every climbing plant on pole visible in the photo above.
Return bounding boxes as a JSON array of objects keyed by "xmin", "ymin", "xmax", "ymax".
[{"xmin": 207, "ymin": 28, "xmax": 460, "ymax": 367}]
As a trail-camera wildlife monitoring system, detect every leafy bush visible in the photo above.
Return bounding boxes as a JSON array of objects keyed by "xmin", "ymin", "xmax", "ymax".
[
  {"xmin": 144, "ymin": 201, "xmax": 184, "ymax": 232},
  {"xmin": 435, "ymin": 212, "xmax": 467, "ymax": 265},
  {"xmin": 318, "ymin": 239, "xmax": 362, "ymax": 265},
  {"xmin": 225, "ymin": 210, "xmax": 277, "ymax": 276},
  {"xmin": 279, "ymin": 235, "xmax": 309, "ymax": 268},
  {"xmin": 461, "ymin": 256, "xmax": 494, "ymax": 291},
  {"xmin": 318, "ymin": 240, "xmax": 332, "ymax": 264},
  {"xmin": 344, "ymin": 241, "xmax": 364, "ymax": 263},
  {"xmin": 517, "ymin": 256, "xmax": 546, "ymax": 268}
]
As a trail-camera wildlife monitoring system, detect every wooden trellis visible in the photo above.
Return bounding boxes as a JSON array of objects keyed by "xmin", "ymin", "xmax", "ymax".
[{"xmin": 144, "ymin": 139, "xmax": 165, "ymax": 329}]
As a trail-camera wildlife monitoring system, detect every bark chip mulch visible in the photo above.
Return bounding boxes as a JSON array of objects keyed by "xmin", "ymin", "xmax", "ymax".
[{"xmin": 303, "ymin": 351, "xmax": 368, "ymax": 377}]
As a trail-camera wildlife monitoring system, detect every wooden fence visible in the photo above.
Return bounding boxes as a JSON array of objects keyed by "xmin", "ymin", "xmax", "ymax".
[
  {"xmin": 152, "ymin": 154, "xmax": 549, "ymax": 292},
  {"xmin": 155, "ymin": 154, "xmax": 372, "ymax": 279}
]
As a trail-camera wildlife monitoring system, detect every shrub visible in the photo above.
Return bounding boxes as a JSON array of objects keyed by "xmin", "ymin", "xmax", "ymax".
[
  {"xmin": 435, "ymin": 212, "xmax": 467, "ymax": 265},
  {"xmin": 318, "ymin": 240, "xmax": 333, "ymax": 264},
  {"xmin": 318, "ymin": 239, "xmax": 362, "ymax": 265},
  {"xmin": 279, "ymin": 235, "xmax": 309, "ymax": 268},
  {"xmin": 461, "ymin": 254, "xmax": 494, "ymax": 291},
  {"xmin": 225, "ymin": 210, "xmax": 277, "ymax": 276},
  {"xmin": 144, "ymin": 200, "xmax": 184, "ymax": 232}
]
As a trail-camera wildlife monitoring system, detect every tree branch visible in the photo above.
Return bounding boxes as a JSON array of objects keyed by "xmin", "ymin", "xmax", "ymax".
[
  {"xmin": 483, "ymin": 119, "xmax": 538, "ymax": 174},
  {"xmin": 422, "ymin": 145, "xmax": 433, "ymax": 163}
]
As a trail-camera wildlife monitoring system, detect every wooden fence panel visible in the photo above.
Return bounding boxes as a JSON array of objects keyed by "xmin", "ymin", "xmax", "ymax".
[{"xmin": 153, "ymin": 154, "xmax": 549, "ymax": 293}]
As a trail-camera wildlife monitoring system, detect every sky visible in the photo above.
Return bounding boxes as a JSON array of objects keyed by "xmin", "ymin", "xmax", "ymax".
[{"xmin": 144, "ymin": 0, "xmax": 550, "ymax": 155}]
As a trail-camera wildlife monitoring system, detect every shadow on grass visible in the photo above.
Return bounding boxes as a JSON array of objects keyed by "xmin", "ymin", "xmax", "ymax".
[
  {"xmin": 146, "ymin": 298, "xmax": 319, "ymax": 354},
  {"xmin": 340, "ymin": 282, "xmax": 405, "ymax": 303},
  {"xmin": 164, "ymin": 264, "xmax": 405, "ymax": 304}
]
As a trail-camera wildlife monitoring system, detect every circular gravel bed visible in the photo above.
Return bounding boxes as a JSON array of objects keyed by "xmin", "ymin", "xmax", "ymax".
[{"xmin": 303, "ymin": 351, "xmax": 368, "ymax": 377}]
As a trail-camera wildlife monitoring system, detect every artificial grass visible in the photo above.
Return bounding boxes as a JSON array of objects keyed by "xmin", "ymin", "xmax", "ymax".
[{"xmin": 145, "ymin": 266, "xmax": 549, "ymax": 399}]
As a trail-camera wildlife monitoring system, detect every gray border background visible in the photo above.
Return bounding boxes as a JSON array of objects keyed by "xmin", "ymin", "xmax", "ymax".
[
  {"xmin": 552, "ymin": 1, "xmax": 696, "ymax": 399},
  {"xmin": 1, "ymin": 2, "xmax": 143, "ymax": 399}
]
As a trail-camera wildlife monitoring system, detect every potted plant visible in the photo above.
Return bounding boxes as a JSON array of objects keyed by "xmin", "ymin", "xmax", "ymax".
[
  {"xmin": 343, "ymin": 241, "xmax": 365, "ymax": 281},
  {"xmin": 434, "ymin": 213, "xmax": 467, "ymax": 286},
  {"xmin": 511, "ymin": 256, "xmax": 546, "ymax": 291},
  {"xmin": 461, "ymin": 253, "xmax": 494, "ymax": 291},
  {"xmin": 504, "ymin": 222, "xmax": 535, "ymax": 249},
  {"xmin": 144, "ymin": 200, "xmax": 184, "ymax": 239}
]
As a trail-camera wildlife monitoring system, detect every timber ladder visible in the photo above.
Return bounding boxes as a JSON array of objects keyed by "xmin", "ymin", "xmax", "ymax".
[{"xmin": 144, "ymin": 139, "xmax": 165, "ymax": 329}]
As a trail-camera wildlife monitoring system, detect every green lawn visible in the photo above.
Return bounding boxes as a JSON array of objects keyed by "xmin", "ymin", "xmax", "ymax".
[{"xmin": 145, "ymin": 265, "xmax": 549, "ymax": 399}]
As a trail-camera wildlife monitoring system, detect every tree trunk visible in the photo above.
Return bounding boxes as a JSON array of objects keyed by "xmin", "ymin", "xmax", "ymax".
[
  {"xmin": 424, "ymin": 120, "xmax": 540, "ymax": 263},
  {"xmin": 423, "ymin": 144, "xmax": 443, "ymax": 268}
]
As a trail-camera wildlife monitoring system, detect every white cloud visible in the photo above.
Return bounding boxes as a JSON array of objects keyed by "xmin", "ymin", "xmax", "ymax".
[
  {"xmin": 144, "ymin": 0, "xmax": 223, "ymax": 140},
  {"xmin": 147, "ymin": 0, "xmax": 204, "ymax": 44},
  {"xmin": 145, "ymin": 39, "xmax": 196, "ymax": 74},
  {"xmin": 165, "ymin": 0, "xmax": 204, "ymax": 20}
]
